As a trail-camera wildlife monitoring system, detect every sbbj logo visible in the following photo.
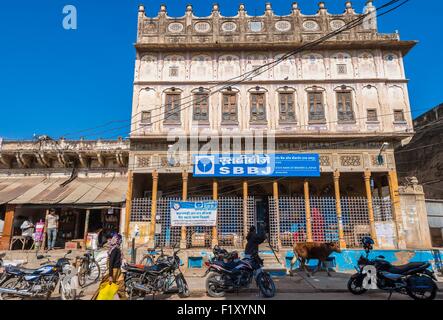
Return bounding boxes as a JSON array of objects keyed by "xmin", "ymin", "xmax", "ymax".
[{"xmin": 194, "ymin": 156, "xmax": 215, "ymax": 175}]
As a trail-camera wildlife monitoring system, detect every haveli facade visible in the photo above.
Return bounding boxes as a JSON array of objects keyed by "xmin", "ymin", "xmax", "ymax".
[{"xmin": 126, "ymin": 2, "xmax": 432, "ymax": 252}]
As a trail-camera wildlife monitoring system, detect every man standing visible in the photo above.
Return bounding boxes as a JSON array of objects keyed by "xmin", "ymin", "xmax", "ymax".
[{"xmin": 46, "ymin": 209, "xmax": 59, "ymax": 250}]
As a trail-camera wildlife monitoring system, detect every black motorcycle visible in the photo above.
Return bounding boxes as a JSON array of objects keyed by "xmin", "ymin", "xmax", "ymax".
[
  {"xmin": 123, "ymin": 247, "xmax": 190, "ymax": 300},
  {"xmin": 204, "ymin": 247, "xmax": 276, "ymax": 298},
  {"xmin": 348, "ymin": 237, "xmax": 438, "ymax": 300},
  {"xmin": 0, "ymin": 250, "xmax": 78, "ymax": 300}
]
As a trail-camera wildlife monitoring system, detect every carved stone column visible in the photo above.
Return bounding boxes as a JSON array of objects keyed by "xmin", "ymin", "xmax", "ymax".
[
  {"xmin": 212, "ymin": 179, "xmax": 219, "ymax": 247},
  {"xmin": 273, "ymin": 180, "xmax": 282, "ymax": 250},
  {"xmin": 243, "ymin": 180, "xmax": 248, "ymax": 246},
  {"xmin": 124, "ymin": 171, "xmax": 134, "ymax": 241},
  {"xmin": 180, "ymin": 170, "xmax": 188, "ymax": 249},
  {"xmin": 148, "ymin": 170, "xmax": 159, "ymax": 248},
  {"xmin": 364, "ymin": 170, "xmax": 378, "ymax": 246},
  {"xmin": 333, "ymin": 171, "xmax": 347, "ymax": 249},
  {"xmin": 304, "ymin": 180, "xmax": 313, "ymax": 242}
]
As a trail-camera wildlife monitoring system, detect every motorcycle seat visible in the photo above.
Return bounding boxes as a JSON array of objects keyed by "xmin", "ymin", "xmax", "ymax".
[
  {"xmin": 7, "ymin": 266, "xmax": 44, "ymax": 275},
  {"xmin": 213, "ymin": 260, "xmax": 241, "ymax": 271},
  {"xmin": 145, "ymin": 263, "xmax": 169, "ymax": 274},
  {"xmin": 389, "ymin": 262, "xmax": 429, "ymax": 275},
  {"xmin": 125, "ymin": 264, "xmax": 146, "ymax": 272}
]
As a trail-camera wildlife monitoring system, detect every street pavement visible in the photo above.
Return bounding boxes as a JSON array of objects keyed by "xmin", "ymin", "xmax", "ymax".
[{"xmin": 73, "ymin": 271, "xmax": 443, "ymax": 301}]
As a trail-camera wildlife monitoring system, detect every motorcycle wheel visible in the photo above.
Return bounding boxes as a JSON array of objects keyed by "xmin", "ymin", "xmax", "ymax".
[
  {"xmin": 125, "ymin": 278, "xmax": 145, "ymax": 300},
  {"xmin": 0, "ymin": 278, "xmax": 22, "ymax": 300},
  {"xmin": 176, "ymin": 274, "xmax": 190, "ymax": 298},
  {"xmin": 257, "ymin": 272, "xmax": 276, "ymax": 298},
  {"xmin": 206, "ymin": 272, "xmax": 226, "ymax": 298},
  {"xmin": 406, "ymin": 282, "xmax": 437, "ymax": 301},
  {"xmin": 347, "ymin": 275, "xmax": 368, "ymax": 295}
]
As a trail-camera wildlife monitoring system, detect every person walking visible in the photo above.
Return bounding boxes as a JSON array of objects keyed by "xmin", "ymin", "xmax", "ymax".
[
  {"xmin": 46, "ymin": 209, "xmax": 59, "ymax": 250},
  {"xmin": 245, "ymin": 225, "xmax": 267, "ymax": 258},
  {"xmin": 92, "ymin": 233, "xmax": 127, "ymax": 300}
]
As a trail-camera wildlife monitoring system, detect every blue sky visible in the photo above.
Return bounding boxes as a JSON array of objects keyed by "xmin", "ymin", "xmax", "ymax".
[{"xmin": 0, "ymin": 0, "xmax": 440, "ymax": 140}]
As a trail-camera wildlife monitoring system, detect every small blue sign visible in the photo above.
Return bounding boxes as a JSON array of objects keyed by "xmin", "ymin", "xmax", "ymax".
[{"xmin": 193, "ymin": 154, "xmax": 320, "ymax": 178}]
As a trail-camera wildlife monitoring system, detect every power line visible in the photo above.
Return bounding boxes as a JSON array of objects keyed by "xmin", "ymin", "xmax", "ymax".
[{"xmin": 63, "ymin": 0, "xmax": 407, "ymax": 140}]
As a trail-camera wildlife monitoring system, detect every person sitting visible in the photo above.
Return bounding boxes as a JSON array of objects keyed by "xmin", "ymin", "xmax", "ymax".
[{"xmin": 20, "ymin": 219, "xmax": 34, "ymax": 239}]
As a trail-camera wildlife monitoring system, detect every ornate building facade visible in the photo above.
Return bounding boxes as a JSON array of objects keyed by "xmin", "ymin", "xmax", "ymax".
[{"xmin": 126, "ymin": 2, "xmax": 431, "ymax": 252}]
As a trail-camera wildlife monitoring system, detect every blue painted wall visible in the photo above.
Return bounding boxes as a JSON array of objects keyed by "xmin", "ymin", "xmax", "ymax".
[{"xmin": 284, "ymin": 249, "xmax": 443, "ymax": 273}]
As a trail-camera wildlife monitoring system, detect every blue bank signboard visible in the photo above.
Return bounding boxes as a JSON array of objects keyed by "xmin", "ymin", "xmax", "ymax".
[{"xmin": 193, "ymin": 154, "xmax": 320, "ymax": 178}]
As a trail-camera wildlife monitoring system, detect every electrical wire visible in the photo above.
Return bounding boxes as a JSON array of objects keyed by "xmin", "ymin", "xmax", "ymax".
[{"xmin": 57, "ymin": 0, "xmax": 408, "ymax": 140}]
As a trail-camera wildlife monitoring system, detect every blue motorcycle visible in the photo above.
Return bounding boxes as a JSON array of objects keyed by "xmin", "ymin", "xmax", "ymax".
[{"xmin": 0, "ymin": 250, "xmax": 78, "ymax": 300}]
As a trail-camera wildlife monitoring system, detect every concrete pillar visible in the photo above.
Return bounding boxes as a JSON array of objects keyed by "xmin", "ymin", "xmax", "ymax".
[
  {"xmin": 212, "ymin": 179, "xmax": 219, "ymax": 247},
  {"xmin": 243, "ymin": 180, "xmax": 248, "ymax": 245},
  {"xmin": 180, "ymin": 170, "xmax": 188, "ymax": 249},
  {"xmin": 124, "ymin": 171, "xmax": 134, "ymax": 241},
  {"xmin": 364, "ymin": 170, "xmax": 378, "ymax": 246},
  {"xmin": 273, "ymin": 180, "xmax": 282, "ymax": 249},
  {"xmin": 333, "ymin": 171, "xmax": 347, "ymax": 249},
  {"xmin": 388, "ymin": 170, "xmax": 407, "ymax": 249},
  {"xmin": 148, "ymin": 170, "xmax": 159, "ymax": 248},
  {"xmin": 304, "ymin": 180, "xmax": 313, "ymax": 242}
]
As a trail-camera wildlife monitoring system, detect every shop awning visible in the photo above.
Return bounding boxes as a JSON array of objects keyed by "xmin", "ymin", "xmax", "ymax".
[{"xmin": 0, "ymin": 176, "xmax": 127, "ymax": 206}]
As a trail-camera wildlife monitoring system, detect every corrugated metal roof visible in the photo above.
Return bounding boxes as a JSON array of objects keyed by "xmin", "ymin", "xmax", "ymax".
[
  {"xmin": 0, "ymin": 177, "xmax": 47, "ymax": 204},
  {"xmin": 2, "ymin": 176, "xmax": 127, "ymax": 205}
]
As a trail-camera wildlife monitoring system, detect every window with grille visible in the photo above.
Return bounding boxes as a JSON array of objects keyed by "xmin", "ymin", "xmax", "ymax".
[
  {"xmin": 169, "ymin": 66, "xmax": 179, "ymax": 77},
  {"xmin": 394, "ymin": 109, "xmax": 406, "ymax": 122},
  {"xmin": 222, "ymin": 93, "xmax": 238, "ymax": 123},
  {"xmin": 250, "ymin": 93, "xmax": 266, "ymax": 123},
  {"xmin": 336, "ymin": 91, "xmax": 355, "ymax": 122},
  {"xmin": 337, "ymin": 64, "xmax": 347, "ymax": 74},
  {"xmin": 164, "ymin": 93, "xmax": 181, "ymax": 123},
  {"xmin": 193, "ymin": 93, "xmax": 209, "ymax": 121},
  {"xmin": 367, "ymin": 109, "xmax": 378, "ymax": 122},
  {"xmin": 279, "ymin": 93, "xmax": 296, "ymax": 122},
  {"xmin": 308, "ymin": 91, "xmax": 325, "ymax": 122},
  {"xmin": 141, "ymin": 111, "xmax": 151, "ymax": 124}
]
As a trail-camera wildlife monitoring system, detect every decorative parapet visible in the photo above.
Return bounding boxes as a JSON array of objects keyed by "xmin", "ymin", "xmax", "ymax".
[
  {"xmin": 0, "ymin": 139, "xmax": 130, "ymax": 169},
  {"xmin": 136, "ymin": 2, "xmax": 402, "ymax": 48}
]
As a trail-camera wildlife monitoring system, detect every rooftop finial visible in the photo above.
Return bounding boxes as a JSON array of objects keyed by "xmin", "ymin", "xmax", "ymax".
[
  {"xmin": 159, "ymin": 4, "xmax": 167, "ymax": 13},
  {"xmin": 265, "ymin": 2, "xmax": 273, "ymax": 13},
  {"xmin": 239, "ymin": 3, "xmax": 245, "ymax": 12},
  {"xmin": 318, "ymin": 2, "xmax": 327, "ymax": 14},
  {"xmin": 186, "ymin": 4, "xmax": 193, "ymax": 12},
  {"xmin": 138, "ymin": 4, "xmax": 145, "ymax": 13},
  {"xmin": 345, "ymin": 1, "xmax": 355, "ymax": 14},
  {"xmin": 292, "ymin": 2, "xmax": 300, "ymax": 14},
  {"xmin": 212, "ymin": 3, "xmax": 220, "ymax": 13}
]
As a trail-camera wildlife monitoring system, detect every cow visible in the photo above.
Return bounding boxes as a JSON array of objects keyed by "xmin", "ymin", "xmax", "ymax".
[{"xmin": 289, "ymin": 242, "xmax": 341, "ymax": 277}]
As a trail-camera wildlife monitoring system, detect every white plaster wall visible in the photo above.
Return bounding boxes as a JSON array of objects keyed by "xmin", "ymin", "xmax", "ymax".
[{"xmin": 132, "ymin": 50, "xmax": 413, "ymax": 135}]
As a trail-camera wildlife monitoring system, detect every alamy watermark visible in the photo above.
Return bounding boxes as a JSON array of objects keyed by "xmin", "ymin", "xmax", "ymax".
[{"xmin": 63, "ymin": 5, "xmax": 77, "ymax": 30}]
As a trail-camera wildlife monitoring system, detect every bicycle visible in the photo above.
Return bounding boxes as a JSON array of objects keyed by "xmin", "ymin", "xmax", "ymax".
[{"xmin": 76, "ymin": 250, "xmax": 101, "ymax": 287}]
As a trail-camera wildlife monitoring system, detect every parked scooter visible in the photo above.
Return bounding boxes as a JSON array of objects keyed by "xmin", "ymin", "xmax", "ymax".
[
  {"xmin": 204, "ymin": 247, "xmax": 276, "ymax": 298},
  {"xmin": 0, "ymin": 250, "xmax": 79, "ymax": 300},
  {"xmin": 123, "ymin": 247, "xmax": 190, "ymax": 300},
  {"xmin": 348, "ymin": 237, "xmax": 438, "ymax": 300}
]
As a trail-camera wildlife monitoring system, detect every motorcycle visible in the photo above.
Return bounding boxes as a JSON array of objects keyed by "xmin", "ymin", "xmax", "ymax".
[
  {"xmin": 204, "ymin": 247, "xmax": 276, "ymax": 298},
  {"xmin": 348, "ymin": 237, "xmax": 438, "ymax": 300},
  {"xmin": 123, "ymin": 247, "xmax": 190, "ymax": 300},
  {"xmin": 0, "ymin": 253, "xmax": 5, "ymax": 285},
  {"xmin": 0, "ymin": 250, "xmax": 79, "ymax": 300}
]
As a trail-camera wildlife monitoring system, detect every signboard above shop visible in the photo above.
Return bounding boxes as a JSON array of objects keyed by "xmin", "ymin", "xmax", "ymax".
[
  {"xmin": 170, "ymin": 201, "xmax": 218, "ymax": 227},
  {"xmin": 193, "ymin": 154, "xmax": 320, "ymax": 178}
]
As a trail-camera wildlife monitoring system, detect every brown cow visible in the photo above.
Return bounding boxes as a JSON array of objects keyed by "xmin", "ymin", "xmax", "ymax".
[{"xmin": 290, "ymin": 242, "xmax": 341, "ymax": 277}]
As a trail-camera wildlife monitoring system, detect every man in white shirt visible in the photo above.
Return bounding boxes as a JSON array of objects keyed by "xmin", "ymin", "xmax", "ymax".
[
  {"xmin": 46, "ymin": 209, "xmax": 59, "ymax": 250},
  {"xmin": 20, "ymin": 219, "xmax": 34, "ymax": 239}
]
